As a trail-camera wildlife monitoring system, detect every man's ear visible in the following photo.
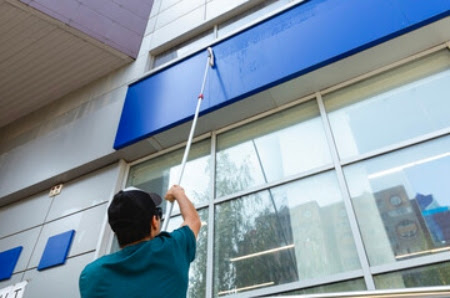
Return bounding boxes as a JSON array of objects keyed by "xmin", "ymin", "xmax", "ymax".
[{"xmin": 150, "ymin": 215, "xmax": 159, "ymax": 230}]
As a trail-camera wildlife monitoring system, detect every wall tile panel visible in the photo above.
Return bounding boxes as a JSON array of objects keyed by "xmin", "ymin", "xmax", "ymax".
[
  {"xmin": 0, "ymin": 192, "xmax": 51, "ymax": 238},
  {"xmin": 46, "ymin": 164, "xmax": 119, "ymax": 221},
  {"xmin": 155, "ymin": 0, "xmax": 204, "ymax": 30},
  {"xmin": 22, "ymin": 252, "xmax": 94, "ymax": 298},
  {"xmin": 28, "ymin": 204, "xmax": 107, "ymax": 268},
  {"xmin": 0, "ymin": 228, "xmax": 41, "ymax": 273}
]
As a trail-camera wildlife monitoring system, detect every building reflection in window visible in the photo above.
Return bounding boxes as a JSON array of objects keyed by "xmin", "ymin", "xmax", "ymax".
[{"xmin": 344, "ymin": 136, "xmax": 450, "ymax": 266}]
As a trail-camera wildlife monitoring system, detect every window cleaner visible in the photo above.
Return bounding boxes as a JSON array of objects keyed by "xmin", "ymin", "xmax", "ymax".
[{"xmin": 161, "ymin": 47, "xmax": 215, "ymax": 232}]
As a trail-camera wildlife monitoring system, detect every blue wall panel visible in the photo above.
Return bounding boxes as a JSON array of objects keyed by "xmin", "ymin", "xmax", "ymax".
[
  {"xmin": 114, "ymin": 0, "xmax": 449, "ymax": 149},
  {"xmin": 37, "ymin": 230, "xmax": 75, "ymax": 271},
  {"xmin": 0, "ymin": 247, "xmax": 22, "ymax": 281}
]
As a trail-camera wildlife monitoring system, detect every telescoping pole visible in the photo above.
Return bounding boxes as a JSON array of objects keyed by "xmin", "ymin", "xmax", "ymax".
[{"xmin": 161, "ymin": 47, "xmax": 215, "ymax": 231}]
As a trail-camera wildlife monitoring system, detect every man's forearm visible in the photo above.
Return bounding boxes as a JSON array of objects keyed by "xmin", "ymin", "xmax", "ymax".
[
  {"xmin": 166, "ymin": 185, "xmax": 201, "ymax": 237},
  {"xmin": 177, "ymin": 193, "xmax": 201, "ymax": 237}
]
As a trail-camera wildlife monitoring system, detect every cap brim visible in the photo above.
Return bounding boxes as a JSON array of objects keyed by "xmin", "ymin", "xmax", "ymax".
[{"xmin": 149, "ymin": 192, "xmax": 162, "ymax": 206}]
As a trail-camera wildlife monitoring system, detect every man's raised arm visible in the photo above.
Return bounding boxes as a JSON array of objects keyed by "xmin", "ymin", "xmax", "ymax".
[{"xmin": 165, "ymin": 185, "xmax": 201, "ymax": 238}]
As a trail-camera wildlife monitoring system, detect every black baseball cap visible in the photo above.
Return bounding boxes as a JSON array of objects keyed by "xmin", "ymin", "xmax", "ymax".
[{"xmin": 108, "ymin": 187, "xmax": 163, "ymax": 233}]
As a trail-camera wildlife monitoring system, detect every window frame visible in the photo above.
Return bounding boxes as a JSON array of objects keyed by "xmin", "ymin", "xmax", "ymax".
[{"xmin": 120, "ymin": 45, "xmax": 450, "ymax": 298}]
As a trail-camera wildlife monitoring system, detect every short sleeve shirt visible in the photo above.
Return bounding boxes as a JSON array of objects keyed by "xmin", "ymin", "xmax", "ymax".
[{"xmin": 79, "ymin": 226, "xmax": 196, "ymax": 298}]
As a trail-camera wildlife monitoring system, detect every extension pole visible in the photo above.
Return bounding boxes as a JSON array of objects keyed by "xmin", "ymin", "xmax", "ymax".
[{"xmin": 162, "ymin": 47, "xmax": 214, "ymax": 231}]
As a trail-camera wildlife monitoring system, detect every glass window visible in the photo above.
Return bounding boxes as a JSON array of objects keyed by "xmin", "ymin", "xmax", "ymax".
[
  {"xmin": 324, "ymin": 50, "xmax": 450, "ymax": 160},
  {"xmin": 374, "ymin": 262, "xmax": 450, "ymax": 289},
  {"xmin": 215, "ymin": 100, "xmax": 332, "ymax": 198},
  {"xmin": 127, "ymin": 140, "xmax": 211, "ymax": 214},
  {"xmin": 214, "ymin": 171, "xmax": 361, "ymax": 296},
  {"xmin": 344, "ymin": 135, "xmax": 450, "ymax": 266},
  {"xmin": 152, "ymin": 30, "xmax": 215, "ymax": 69},
  {"xmin": 277, "ymin": 279, "xmax": 366, "ymax": 295},
  {"xmin": 166, "ymin": 210, "xmax": 209, "ymax": 298},
  {"xmin": 218, "ymin": 0, "xmax": 290, "ymax": 38}
]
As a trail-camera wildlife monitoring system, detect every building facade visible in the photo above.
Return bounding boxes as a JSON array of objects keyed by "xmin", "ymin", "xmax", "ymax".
[{"xmin": 0, "ymin": 0, "xmax": 450, "ymax": 297}]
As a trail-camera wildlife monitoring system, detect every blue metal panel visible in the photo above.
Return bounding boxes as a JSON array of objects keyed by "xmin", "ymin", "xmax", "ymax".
[
  {"xmin": 114, "ymin": 0, "xmax": 450, "ymax": 149},
  {"xmin": 37, "ymin": 230, "xmax": 75, "ymax": 271},
  {"xmin": 0, "ymin": 246, "xmax": 22, "ymax": 281}
]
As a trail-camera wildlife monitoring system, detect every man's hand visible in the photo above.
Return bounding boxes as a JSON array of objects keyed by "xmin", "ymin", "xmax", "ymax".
[{"xmin": 164, "ymin": 185, "xmax": 184, "ymax": 203}]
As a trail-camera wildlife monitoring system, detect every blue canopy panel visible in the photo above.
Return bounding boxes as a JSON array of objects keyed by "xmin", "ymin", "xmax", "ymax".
[{"xmin": 114, "ymin": 0, "xmax": 450, "ymax": 150}]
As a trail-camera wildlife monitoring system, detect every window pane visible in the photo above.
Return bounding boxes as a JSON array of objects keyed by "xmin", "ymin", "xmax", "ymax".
[
  {"xmin": 344, "ymin": 135, "xmax": 450, "ymax": 266},
  {"xmin": 374, "ymin": 262, "xmax": 450, "ymax": 289},
  {"xmin": 127, "ymin": 140, "xmax": 211, "ymax": 213},
  {"xmin": 277, "ymin": 279, "xmax": 366, "ymax": 295},
  {"xmin": 218, "ymin": 0, "xmax": 289, "ymax": 38},
  {"xmin": 166, "ymin": 210, "xmax": 208, "ymax": 298},
  {"xmin": 153, "ymin": 51, "xmax": 177, "ymax": 69},
  {"xmin": 324, "ymin": 50, "xmax": 450, "ymax": 160},
  {"xmin": 214, "ymin": 172, "xmax": 361, "ymax": 296},
  {"xmin": 153, "ymin": 30, "xmax": 214, "ymax": 69},
  {"xmin": 215, "ymin": 100, "xmax": 332, "ymax": 197}
]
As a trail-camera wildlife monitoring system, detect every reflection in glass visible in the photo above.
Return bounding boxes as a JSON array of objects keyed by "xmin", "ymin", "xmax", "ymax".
[
  {"xmin": 215, "ymin": 100, "xmax": 332, "ymax": 197},
  {"xmin": 374, "ymin": 262, "xmax": 450, "ymax": 289},
  {"xmin": 166, "ymin": 209, "xmax": 208, "ymax": 298},
  {"xmin": 214, "ymin": 172, "xmax": 360, "ymax": 296},
  {"xmin": 127, "ymin": 140, "xmax": 211, "ymax": 213},
  {"xmin": 277, "ymin": 279, "xmax": 366, "ymax": 296},
  {"xmin": 324, "ymin": 51, "xmax": 450, "ymax": 159},
  {"xmin": 344, "ymin": 136, "xmax": 450, "ymax": 266}
]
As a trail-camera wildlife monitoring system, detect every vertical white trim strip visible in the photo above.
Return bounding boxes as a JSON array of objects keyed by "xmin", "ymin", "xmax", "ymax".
[
  {"xmin": 205, "ymin": 132, "xmax": 217, "ymax": 298},
  {"xmin": 316, "ymin": 92, "xmax": 376, "ymax": 290}
]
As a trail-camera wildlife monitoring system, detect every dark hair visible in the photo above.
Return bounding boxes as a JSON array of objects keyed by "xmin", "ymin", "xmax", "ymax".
[
  {"xmin": 108, "ymin": 188, "xmax": 162, "ymax": 247},
  {"xmin": 115, "ymin": 222, "xmax": 151, "ymax": 247},
  {"xmin": 114, "ymin": 208, "xmax": 162, "ymax": 247}
]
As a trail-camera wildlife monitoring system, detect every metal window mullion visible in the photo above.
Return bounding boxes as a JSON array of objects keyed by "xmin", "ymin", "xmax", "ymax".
[
  {"xmin": 370, "ymin": 251, "xmax": 450, "ymax": 275},
  {"xmin": 205, "ymin": 132, "xmax": 217, "ymax": 298},
  {"xmin": 316, "ymin": 92, "xmax": 375, "ymax": 290},
  {"xmin": 340, "ymin": 127, "xmax": 450, "ymax": 167},
  {"xmin": 252, "ymin": 286, "xmax": 450, "ymax": 298},
  {"xmin": 237, "ymin": 270, "xmax": 364, "ymax": 298},
  {"xmin": 168, "ymin": 201, "xmax": 210, "ymax": 218},
  {"xmin": 214, "ymin": 163, "xmax": 334, "ymax": 205}
]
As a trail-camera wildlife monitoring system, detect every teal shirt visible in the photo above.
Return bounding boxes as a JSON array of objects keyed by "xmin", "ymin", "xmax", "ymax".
[{"xmin": 79, "ymin": 226, "xmax": 196, "ymax": 298}]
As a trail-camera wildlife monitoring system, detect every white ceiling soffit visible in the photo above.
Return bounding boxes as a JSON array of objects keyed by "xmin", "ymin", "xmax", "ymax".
[{"xmin": 0, "ymin": 0, "xmax": 133, "ymax": 128}]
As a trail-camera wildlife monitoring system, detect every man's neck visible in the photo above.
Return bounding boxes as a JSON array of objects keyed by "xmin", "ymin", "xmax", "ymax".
[{"xmin": 121, "ymin": 235, "xmax": 152, "ymax": 248}]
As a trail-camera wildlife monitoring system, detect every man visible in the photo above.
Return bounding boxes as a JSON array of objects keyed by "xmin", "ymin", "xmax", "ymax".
[{"xmin": 79, "ymin": 184, "xmax": 201, "ymax": 298}]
